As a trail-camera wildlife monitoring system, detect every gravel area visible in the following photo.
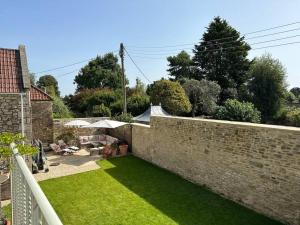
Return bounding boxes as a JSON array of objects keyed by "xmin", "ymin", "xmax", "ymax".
[{"xmin": 34, "ymin": 149, "xmax": 101, "ymax": 181}]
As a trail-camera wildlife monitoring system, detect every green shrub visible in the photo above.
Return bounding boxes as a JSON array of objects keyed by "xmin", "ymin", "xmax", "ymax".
[
  {"xmin": 113, "ymin": 113, "xmax": 133, "ymax": 123},
  {"xmin": 56, "ymin": 128, "xmax": 76, "ymax": 144},
  {"xmin": 147, "ymin": 79, "xmax": 191, "ymax": 115},
  {"xmin": 52, "ymin": 96, "xmax": 73, "ymax": 118},
  {"xmin": 215, "ymin": 99, "xmax": 261, "ymax": 123},
  {"xmin": 283, "ymin": 108, "xmax": 300, "ymax": 127},
  {"xmin": 92, "ymin": 104, "xmax": 111, "ymax": 117},
  {"xmin": 110, "ymin": 100, "xmax": 123, "ymax": 116},
  {"xmin": 127, "ymin": 95, "xmax": 150, "ymax": 116}
]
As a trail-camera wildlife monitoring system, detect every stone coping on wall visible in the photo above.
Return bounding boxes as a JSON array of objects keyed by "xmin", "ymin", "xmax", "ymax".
[
  {"xmin": 151, "ymin": 115, "xmax": 300, "ymax": 131},
  {"xmin": 131, "ymin": 123, "xmax": 150, "ymax": 128}
]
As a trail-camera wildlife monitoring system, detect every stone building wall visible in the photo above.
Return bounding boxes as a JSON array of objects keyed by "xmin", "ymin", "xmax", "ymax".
[
  {"xmin": 0, "ymin": 92, "xmax": 32, "ymax": 140},
  {"xmin": 132, "ymin": 116, "xmax": 300, "ymax": 225},
  {"xmin": 31, "ymin": 101, "xmax": 53, "ymax": 144}
]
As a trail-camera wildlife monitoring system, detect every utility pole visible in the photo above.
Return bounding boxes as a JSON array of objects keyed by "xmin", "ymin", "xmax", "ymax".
[{"xmin": 119, "ymin": 43, "xmax": 127, "ymax": 114}]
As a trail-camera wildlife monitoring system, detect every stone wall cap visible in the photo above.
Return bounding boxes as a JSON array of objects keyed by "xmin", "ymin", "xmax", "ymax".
[
  {"xmin": 151, "ymin": 115, "xmax": 300, "ymax": 132},
  {"xmin": 131, "ymin": 123, "xmax": 150, "ymax": 128}
]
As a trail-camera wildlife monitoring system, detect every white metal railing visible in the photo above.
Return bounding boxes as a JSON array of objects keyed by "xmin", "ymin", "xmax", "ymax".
[{"xmin": 10, "ymin": 143, "xmax": 63, "ymax": 225}]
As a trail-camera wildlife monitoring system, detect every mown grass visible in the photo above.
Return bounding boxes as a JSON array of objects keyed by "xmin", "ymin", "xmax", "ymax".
[{"xmin": 37, "ymin": 155, "xmax": 283, "ymax": 225}]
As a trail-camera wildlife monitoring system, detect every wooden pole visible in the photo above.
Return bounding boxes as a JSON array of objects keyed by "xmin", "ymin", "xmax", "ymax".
[{"xmin": 119, "ymin": 43, "xmax": 127, "ymax": 114}]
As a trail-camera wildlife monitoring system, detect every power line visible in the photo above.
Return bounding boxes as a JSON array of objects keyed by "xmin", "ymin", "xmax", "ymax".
[
  {"xmin": 126, "ymin": 21, "xmax": 300, "ymax": 49},
  {"xmin": 123, "ymin": 47, "xmax": 152, "ymax": 83},
  {"xmin": 128, "ymin": 40, "xmax": 300, "ymax": 60},
  {"xmin": 252, "ymin": 40, "xmax": 300, "ymax": 50},
  {"xmin": 127, "ymin": 31, "xmax": 300, "ymax": 55},
  {"xmin": 34, "ymin": 50, "xmax": 119, "ymax": 74},
  {"xmin": 127, "ymin": 29, "xmax": 300, "ymax": 56},
  {"xmin": 35, "ymin": 59, "xmax": 91, "ymax": 74},
  {"xmin": 56, "ymin": 69, "xmax": 81, "ymax": 78}
]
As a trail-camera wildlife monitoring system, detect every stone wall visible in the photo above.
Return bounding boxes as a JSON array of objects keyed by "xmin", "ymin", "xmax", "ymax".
[
  {"xmin": 32, "ymin": 101, "xmax": 53, "ymax": 144},
  {"xmin": 0, "ymin": 92, "xmax": 32, "ymax": 140},
  {"xmin": 53, "ymin": 117, "xmax": 108, "ymax": 141},
  {"xmin": 107, "ymin": 124, "xmax": 132, "ymax": 151},
  {"xmin": 132, "ymin": 116, "xmax": 300, "ymax": 225}
]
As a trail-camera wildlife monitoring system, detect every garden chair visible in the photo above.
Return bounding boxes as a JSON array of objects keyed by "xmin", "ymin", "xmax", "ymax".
[
  {"xmin": 49, "ymin": 143, "xmax": 64, "ymax": 155},
  {"xmin": 58, "ymin": 140, "xmax": 68, "ymax": 149}
]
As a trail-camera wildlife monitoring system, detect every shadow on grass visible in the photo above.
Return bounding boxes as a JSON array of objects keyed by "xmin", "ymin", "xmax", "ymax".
[{"xmin": 104, "ymin": 156, "xmax": 283, "ymax": 225}]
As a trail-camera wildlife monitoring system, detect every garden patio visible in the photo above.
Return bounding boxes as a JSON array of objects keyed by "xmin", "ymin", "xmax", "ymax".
[{"xmin": 36, "ymin": 156, "xmax": 282, "ymax": 225}]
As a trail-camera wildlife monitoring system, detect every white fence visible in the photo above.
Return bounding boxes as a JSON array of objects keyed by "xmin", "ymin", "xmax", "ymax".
[{"xmin": 10, "ymin": 143, "xmax": 63, "ymax": 225}]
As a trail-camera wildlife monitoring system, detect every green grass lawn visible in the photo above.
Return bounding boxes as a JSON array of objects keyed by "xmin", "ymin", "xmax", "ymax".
[{"xmin": 38, "ymin": 155, "xmax": 283, "ymax": 225}]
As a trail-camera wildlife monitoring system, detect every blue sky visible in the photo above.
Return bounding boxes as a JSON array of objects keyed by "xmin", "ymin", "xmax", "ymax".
[{"xmin": 1, "ymin": 0, "xmax": 300, "ymax": 96}]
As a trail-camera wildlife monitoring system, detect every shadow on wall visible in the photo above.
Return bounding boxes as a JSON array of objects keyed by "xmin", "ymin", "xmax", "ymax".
[{"xmin": 104, "ymin": 156, "xmax": 283, "ymax": 225}]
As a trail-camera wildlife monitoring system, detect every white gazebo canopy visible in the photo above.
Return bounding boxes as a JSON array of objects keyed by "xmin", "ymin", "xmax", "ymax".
[
  {"xmin": 64, "ymin": 120, "xmax": 91, "ymax": 127},
  {"xmin": 82, "ymin": 119, "xmax": 127, "ymax": 129},
  {"xmin": 133, "ymin": 104, "xmax": 170, "ymax": 123}
]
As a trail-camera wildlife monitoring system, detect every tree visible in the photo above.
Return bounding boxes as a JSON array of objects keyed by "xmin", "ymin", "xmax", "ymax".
[
  {"xmin": 30, "ymin": 72, "xmax": 36, "ymax": 85},
  {"xmin": 215, "ymin": 99, "xmax": 261, "ymax": 123},
  {"xmin": 182, "ymin": 79, "xmax": 221, "ymax": 117},
  {"xmin": 128, "ymin": 78, "xmax": 147, "ymax": 96},
  {"xmin": 37, "ymin": 75, "xmax": 60, "ymax": 97},
  {"xmin": 193, "ymin": 17, "xmax": 251, "ymax": 91},
  {"xmin": 285, "ymin": 91, "xmax": 297, "ymax": 104},
  {"xmin": 92, "ymin": 104, "xmax": 111, "ymax": 117},
  {"xmin": 290, "ymin": 87, "xmax": 300, "ymax": 99},
  {"xmin": 249, "ymin": 54, "xmax": 287, "ymax": 121},
  {"xmin": 74, "ymin": 53, "xmax": 123, "ymax": 91},
  {"xmin": 147, "ymin": 80, "xmax": 191, "ymax": 115},
  {"xmin": 127, "ymin": 95, "xmax": 150, "ymax": 116},
  {"xmin": 167, "ymin": 51, "xmax": 194, "ymax": 81},
  {"xmin": 52, "ymin": 96, "xmax": 73, "ymax": 118}
]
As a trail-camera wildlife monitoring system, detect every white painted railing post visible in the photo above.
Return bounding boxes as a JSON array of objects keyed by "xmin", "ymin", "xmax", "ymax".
[{"xmin": 10, "ymin": 143, "xmax": 63, "ymax": 225}]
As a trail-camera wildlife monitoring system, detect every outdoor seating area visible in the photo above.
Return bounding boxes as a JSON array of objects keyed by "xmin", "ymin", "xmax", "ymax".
[{"xmin": 78, "ymin": 134, "xmax": 118, "ymax": 147}]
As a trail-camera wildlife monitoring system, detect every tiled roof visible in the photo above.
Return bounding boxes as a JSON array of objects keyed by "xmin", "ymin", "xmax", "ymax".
[
  {"xmin": 30, "ymin": 85, "xmax": 53, "ymax": 101},
  {"xmin": 0, "ymin": 48, "xmax": 23, "ymax": 93}
]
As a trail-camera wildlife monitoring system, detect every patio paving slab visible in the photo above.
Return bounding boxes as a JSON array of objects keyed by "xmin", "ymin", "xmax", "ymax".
[{"xmin": 34, "ymin": 149, "xmax": 101, "ymax": 181}]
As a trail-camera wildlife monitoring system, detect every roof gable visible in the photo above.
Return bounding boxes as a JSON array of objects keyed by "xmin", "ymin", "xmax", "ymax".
[
  {"xmin": 0, "ymin": 45, "xmax": 30, "ymax": 93},
  {"xmin": 30, "ymin": 85, "xmax": 53, "ymax": 101},
  {"xmin": 0, "ymin": 48, "xmax": 23, "ymax": 93}
]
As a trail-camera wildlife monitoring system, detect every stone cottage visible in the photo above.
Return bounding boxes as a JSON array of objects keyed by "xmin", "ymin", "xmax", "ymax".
[{"xmin": 0, "ymin": 45, "xmax": 53, "ymax": 143}]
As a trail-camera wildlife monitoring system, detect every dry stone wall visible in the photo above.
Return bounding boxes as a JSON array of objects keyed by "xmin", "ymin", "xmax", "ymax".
[{"xmin": 132, "ymin": 116, "xmax": 300, "ymax": 225}]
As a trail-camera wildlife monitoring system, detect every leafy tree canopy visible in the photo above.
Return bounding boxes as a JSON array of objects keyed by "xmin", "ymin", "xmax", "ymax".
[
  {"xmin": 167, "ymin": 51, "xmax": 194, "ymax": 81},
  {"xmin": 193, "ymin": 17, "xmax": 251, "ymax": 90},
  {"xmin": 52, "ymin": 96, "xmax": 73, "ymax": 118},
  {"xmin": 147, "ymin": 80, "xmax": 191, "ymax": 115},
  {"xmin": 183, "ymin": 79, "xmax": 221, "ymax": 117},
  {"xmin": 37, "ymin": 74, "xmax": 60, "ymax": 97},
  {"xmin": 128, "ymin": 78, "xmax": 147, "ymax": 96},
  {"xmin": 74, "ymin": 53, "xmax": 124, "ymax": 91},
  {"xmin": 215, "ymin": 99, "xmax": 261, "ymax": 123},
  {"xmin": 30, "ymin": 72, "xmax": 36, "ymax": 85},
  {"xmin": 290, "ymin": 87, "xmax": 300, "ymax": 98},
  {"xmin": 249, "ymin": 54, "xmax": 287, "ymax": 121}
]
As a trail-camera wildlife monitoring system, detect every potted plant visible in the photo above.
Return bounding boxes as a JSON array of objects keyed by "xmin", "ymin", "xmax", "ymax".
[
  {"xmin": 102, "ymin": 145, "xmax": 112, "ymax": 158},
  {"xmin": 110, "ymin": 143, "xmax": 118, "ymax": 157},
  {"xmin": 119, "ymin": 140, "xmax": 128, "ymax": 156}
]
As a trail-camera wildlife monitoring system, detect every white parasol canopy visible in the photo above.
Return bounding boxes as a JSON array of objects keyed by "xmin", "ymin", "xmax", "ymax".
[
  {"xmin": 82, "ymin": 119, "xmax": 127, "ymax": 129},
  {"xmin": 64, "ymin": 120, "xmax": 91, "ymax": 127}
]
